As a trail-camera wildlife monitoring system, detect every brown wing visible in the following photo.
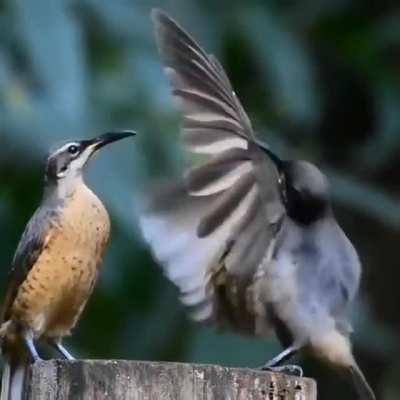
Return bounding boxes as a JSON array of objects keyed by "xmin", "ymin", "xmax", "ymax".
[
  {"xmin": 140, "ymin": 10, "xmax": 285, "ymax": 325},
  {"xmin": 0, "ymin": 207, "xmax": 55, "ymax": 323}
]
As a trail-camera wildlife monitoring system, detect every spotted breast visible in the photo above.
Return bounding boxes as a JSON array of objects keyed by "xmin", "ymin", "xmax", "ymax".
[{"xmin": 10, "ymin": 184, "xmax": 110, "ymax": 339}]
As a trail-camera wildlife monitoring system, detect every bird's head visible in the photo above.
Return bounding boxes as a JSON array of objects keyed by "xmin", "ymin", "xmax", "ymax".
[
  {"xmin": 281, "ymin": 160, "xmax": 332, "ymax": 224},
  {"xmin": 44, "ymin": 131, "xmax": 135, "ymax": 188}
]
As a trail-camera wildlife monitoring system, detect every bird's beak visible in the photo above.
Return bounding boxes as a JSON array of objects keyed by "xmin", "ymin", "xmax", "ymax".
[
  {"xmin": 83, "ymin": 130, "xmax": 136, "ymax": 157},
  {"xmin": 255, "ymin": 139, "xmax": 284, "ymax": 171},
  {"xmin": 88, "ymin": 130, "xmax": 136, "ymax": 153}
]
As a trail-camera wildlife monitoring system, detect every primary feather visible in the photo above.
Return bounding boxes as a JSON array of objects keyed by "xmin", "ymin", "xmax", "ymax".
[{"xmin": 139, "ymin": 10, "xmax": 285, "ymax": 327}]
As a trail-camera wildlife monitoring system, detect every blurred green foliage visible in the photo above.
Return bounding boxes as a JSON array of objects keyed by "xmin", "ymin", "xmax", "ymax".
[{"xmin": 0, "ymin": 1, "xmax": 399, "ymax": 398}]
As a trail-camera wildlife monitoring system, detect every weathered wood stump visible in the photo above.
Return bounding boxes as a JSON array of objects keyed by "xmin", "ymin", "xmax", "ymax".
[{"xmin": 27, "ymin": 360, "xmax": 317, "ymax": 399}]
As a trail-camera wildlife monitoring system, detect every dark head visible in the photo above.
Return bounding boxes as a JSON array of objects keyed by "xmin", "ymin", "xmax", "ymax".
[
  {"xmin": 45, "ymin": 131, "xmax": 136, "ymax": 186},
  {"xmin": 281, "ymin": 160, "xmax": 331, "ymax": 225}
]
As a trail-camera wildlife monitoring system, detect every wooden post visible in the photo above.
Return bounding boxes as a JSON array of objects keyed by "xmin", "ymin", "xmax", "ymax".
[{"xmin": 27, "ymin": 360, "xmax": 317, "ymax": 399}]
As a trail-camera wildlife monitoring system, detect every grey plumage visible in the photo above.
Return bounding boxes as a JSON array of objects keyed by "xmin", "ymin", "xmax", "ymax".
[{"xmin": 139, "ymin": 9, "xmax": 375, "ymax": 400}]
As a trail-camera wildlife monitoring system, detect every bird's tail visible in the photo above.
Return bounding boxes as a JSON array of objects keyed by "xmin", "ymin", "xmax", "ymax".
[
  {"xmin": 1, "ymin": 348, "xmax": 29, "ymax": 400},
  {"xmin": 311, "ymin": 331, "xmax": 376, "ymax": 400},
  {"xmin": 348, "ymin": 362, "xmax": 376, "ymax": 400}
]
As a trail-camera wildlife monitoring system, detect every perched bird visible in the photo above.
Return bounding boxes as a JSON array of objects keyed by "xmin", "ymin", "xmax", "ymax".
[
  {"xmin": 139, "ymin": 9, "xmax": 375, "ymax": 400},
  {"xmin": 0, "ymin": 131, "xmax": 135, "ymax": 400}
]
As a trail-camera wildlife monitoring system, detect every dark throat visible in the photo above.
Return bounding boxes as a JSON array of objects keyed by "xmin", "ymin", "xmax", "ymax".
[{"xmin": 284, "ymin": 184, "xmax": 329, "ymax": 225}]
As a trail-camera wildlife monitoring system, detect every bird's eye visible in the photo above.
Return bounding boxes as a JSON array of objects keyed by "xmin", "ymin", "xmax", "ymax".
[{"xmin": 68, "ymin": 145, "xmax": 79, "ymax": 155}]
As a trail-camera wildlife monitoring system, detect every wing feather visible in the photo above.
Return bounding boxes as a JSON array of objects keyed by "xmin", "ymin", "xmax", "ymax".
[
  {"xmin": 0, "ymin": 208, "xmax": 55, "ymax": 323},
  {"xmin": 183, "ymin": 128, "xmax": 247, "ymax": 154},
  {"xmin": 185, "ymin": 148, "xmax": 251, "ymax": 196},
  {"xmin": 197, "ymin": 172, "xmax": 256, "ymax": 237},
  {"xmin": 140, "ymin": 10, "xmax": 286, "ymax": 329}
]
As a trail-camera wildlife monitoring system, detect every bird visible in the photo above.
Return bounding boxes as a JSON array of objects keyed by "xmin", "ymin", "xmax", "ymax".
[
  {"xmin": 138, "ymin": 9, "xmax": 375, "ymax": 400},
  {"xmin": 0, "ymin": 130, "xmax": 135, "ymax": 400}
]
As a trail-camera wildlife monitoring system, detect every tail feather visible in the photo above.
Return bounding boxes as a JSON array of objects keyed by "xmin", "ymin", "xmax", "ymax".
[
  {"xmin": 1, "ymin": 352, "xmax": 29, "ymax": 400},
  {"xmin": 311, "ymin": 330, "xmax": 376, "ymax": 400},
  {"xmin": 349, "ymin": 363, "xmax": 376, "ymax": 400}
]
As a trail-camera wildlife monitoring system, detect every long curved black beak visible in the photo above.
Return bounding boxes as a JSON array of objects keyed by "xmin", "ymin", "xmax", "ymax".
[
  {"xmin": 90, "ymin": 130, "xmax": 136, "ymax": 151},
  {"xmin": 254, "ymin": 138, "xmax": 284, "ymax": 171}
]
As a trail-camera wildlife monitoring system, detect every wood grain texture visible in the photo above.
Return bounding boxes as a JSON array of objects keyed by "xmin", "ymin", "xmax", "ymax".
[{"xmin": 27, "ymin": 360, "xmax": 317, "ymax": 400}]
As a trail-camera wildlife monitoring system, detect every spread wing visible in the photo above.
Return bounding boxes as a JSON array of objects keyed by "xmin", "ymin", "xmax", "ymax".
[
  {"xmin": 139, "ymin": 10, "xmax": 285, "ymax": 325},
  {"xmin": 0, "ymin": 207, "xmax": 55, "ymax": 323}
]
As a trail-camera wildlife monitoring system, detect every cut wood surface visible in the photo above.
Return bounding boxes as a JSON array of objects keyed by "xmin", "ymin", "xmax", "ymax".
[{"xmin": 27, "ymin": 360, "xmax": 317, "ymax": 399}]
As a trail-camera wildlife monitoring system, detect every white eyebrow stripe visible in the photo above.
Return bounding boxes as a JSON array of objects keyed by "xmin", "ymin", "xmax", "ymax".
[{"xmin": 53, "ymin": 142, "xmax": 80, "ymax": 156}]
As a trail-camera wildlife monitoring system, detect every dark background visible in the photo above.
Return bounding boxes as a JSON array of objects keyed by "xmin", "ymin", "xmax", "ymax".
[{"xmin": 0, "ymin": 1, "xmax": 399, "ymax": 398}]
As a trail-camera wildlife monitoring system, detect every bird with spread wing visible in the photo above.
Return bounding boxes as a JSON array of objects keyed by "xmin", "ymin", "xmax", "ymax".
[{"xmin": 138, "ymin": 9, "xmax": 375, "ymax": 400}]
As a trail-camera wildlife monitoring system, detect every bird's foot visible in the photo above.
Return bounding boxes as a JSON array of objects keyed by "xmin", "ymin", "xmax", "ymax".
[
  {"xmin": 49, "ymin": 340, "xmax": 75, "ymax": 361},
  {"xmin": 32, "ymin": 354, "xmax": 43, "ymax": 363},
  {"xmin": 60, "ymin": 351, "xmax": 75, "ymax": 361},
  {"xmin": 23, "ymin": 334, "xmax": 42, "ymax": 362},
  {"xmin": 261, "ymin": 364, "xmax": 303, "ymax": 377}
]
